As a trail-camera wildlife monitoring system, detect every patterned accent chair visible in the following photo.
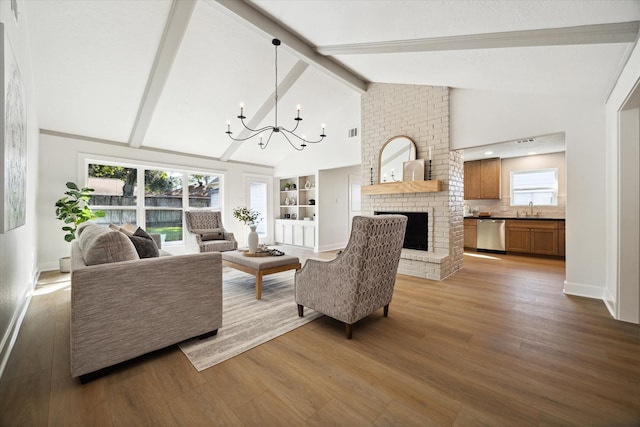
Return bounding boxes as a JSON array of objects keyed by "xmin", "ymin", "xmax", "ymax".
[
  {"xmin": 185, "ymin": 210, "xmax": 238, "ymax": 253},
  {"xmin": 295, "ymin": 214, "xmax": 407, "ymax": 339}
]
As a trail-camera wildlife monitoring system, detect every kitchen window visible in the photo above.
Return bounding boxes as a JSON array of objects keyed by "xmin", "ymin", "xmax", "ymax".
[{"xmin": 510, "ymin": 168, "xmax": 558, "ymax": 206}]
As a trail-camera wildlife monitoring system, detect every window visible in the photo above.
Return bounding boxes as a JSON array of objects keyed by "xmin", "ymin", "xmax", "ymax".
[
  {"xmin": 87, "ymin": 159, "xmax": 223, "ymax": 244},
  {"xmin": 189, "ymin": 174, "xmax": 220, "ymax": 208},
  {"xmin": 249, "ymin": 181, "xmax": 268, "ymax": 237},
  {"xmin": 144, "ymin": 170, "xmax": 183, "ymax": 243},
  {"xmin": 88, "ymin": 164, "xmax": 138, "ymax": 226},
  {"xmin": 510, "ymin": 168, "xmax": 558, "ymax": 206}
]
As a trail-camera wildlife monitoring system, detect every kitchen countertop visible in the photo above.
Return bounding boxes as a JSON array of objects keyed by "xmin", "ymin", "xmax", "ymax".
[{"xmin": 464, "ymin": 216, "xmax": 565, "ymax": 221}]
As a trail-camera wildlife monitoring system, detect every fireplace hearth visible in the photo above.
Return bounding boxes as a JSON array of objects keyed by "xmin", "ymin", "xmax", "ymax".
[{"xmin": 375, "ymin": 211, "xmax": 428, "ymax": 251}]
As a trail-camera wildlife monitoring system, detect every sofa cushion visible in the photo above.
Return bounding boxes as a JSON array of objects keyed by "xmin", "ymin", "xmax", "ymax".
[
  {"xmin": 128, "ymin": 227, "xmax": 160, "ymax": 258},
  {"xmin": 200, "ymin": 228, "xmax": 224, "ymax": 241},
  {"xmin": 78, "ymin": 223, "xmax": 139, "ymax": 266}
]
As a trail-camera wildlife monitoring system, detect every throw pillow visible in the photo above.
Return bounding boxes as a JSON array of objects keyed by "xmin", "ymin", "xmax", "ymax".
[
  {"xmin": 127, "ymin": 227, "xmax": 160, "ymax": 258},
  {"xmin": 200, "ymin": 228, "xmax": 224, "ymax": 241},
  {"xmin": 119, "ymin": 223, "xmax": 138, "ymax": 236}
]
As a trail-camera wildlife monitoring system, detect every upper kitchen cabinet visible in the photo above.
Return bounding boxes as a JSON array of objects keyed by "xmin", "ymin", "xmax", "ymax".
[{"xmin": 464, "ymin": 158, "xmax": 501, "ymax": 200}]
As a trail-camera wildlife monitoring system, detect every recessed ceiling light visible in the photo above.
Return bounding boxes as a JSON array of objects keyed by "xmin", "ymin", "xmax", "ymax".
[
  {"xmin": 528, "ymin": 151, "xmax": 537, "ymax": 155},
  {"xmin": 484, "ymin": 151, "xmax": 493, "ymax": 155}
]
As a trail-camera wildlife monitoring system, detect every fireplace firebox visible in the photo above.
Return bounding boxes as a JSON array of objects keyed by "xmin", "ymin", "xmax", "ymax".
[{"xmin": 375, "ymin": 211, "xmax": 428, "ymax": 251}]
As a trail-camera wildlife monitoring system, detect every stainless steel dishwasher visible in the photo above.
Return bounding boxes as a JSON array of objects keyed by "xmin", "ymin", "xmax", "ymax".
[{"xmin": 476, "ymin": 219, "xmax": 506, "ymax": 254}]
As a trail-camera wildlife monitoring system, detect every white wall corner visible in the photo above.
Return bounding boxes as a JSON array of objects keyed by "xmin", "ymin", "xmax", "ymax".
[{"xmin": 603, "ymin": 286, "xmax": 617, "ymax": 320}]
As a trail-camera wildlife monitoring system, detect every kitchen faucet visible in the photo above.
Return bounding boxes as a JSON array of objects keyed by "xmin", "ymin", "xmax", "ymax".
[{"xmin": 529, "ymin": 201, "xmax": 533, "ymax": 216}]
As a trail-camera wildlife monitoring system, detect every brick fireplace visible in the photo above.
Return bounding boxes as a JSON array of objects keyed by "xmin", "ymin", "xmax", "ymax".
[{"xmin": 361, "ymin": 83, "xmax": 464, "ymax": 280}]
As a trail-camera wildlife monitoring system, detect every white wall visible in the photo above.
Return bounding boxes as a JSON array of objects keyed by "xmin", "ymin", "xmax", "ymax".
[
  {"xmin": 617, "ymin": 107, "xmax": 639, "ymax": 323},
  {"xmin": 451, "ymin": 89, "xmax": 606, "ymax": 299},
  {"xmin": 37, "ymin": 133, "xmax": 273, "ymax": 271},
  {"xmin": 605, "ymin": 36, "xmax": 640, "ymax": 323},
  {"xmin": 0, "ymin": 9, "xmax": 40, "ymax": 377},
  {"xmin": 317, "ymin": 165, "xmax": 360, "ymax": 251},
  {"xmin": 274, "ymin": 93, "xmax": 361, "ymax": 177}
]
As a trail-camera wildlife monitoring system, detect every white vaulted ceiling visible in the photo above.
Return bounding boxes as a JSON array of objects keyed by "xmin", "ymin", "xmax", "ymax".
[{"xmin": 24, "ymin": 0, "xmax": 640, "ymax": 168}]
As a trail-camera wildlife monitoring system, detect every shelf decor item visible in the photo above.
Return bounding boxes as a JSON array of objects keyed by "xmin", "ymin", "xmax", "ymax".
[
  {"xmin": 403, "ymin": 159, "xmax": 425, "ymax": 182},
  {"xmin": 232, "ymin": 206, "xmax": 262, "ymax": 254}
]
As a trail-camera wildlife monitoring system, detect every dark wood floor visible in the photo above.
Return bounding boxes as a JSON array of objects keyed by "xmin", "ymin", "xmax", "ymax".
[{"xmin": 1, "ymin": 251, "xmax": 639, "ymax": 426}]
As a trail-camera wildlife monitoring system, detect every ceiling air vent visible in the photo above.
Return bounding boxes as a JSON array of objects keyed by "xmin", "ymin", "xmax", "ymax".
[
  {"xmin": 515, "ymin": 138, "xmax": 535, "ymax": 144},
  {"xmin": 348, "ymin": 128, "xmax": 358, "ymax": 138}
]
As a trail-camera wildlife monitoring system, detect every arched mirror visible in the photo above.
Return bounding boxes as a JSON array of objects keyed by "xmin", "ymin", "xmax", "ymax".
[{"xmin": 379, "ymin": 135, "xmax": 417, "ymax": 183}]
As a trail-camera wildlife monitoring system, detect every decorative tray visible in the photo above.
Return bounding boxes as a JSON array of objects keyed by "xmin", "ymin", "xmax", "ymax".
[{"xmin": 243, "ymin": 250, "xmax": 272, "ymax": 257}]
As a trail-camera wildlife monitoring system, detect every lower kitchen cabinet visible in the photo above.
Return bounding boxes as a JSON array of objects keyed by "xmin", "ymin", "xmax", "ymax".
[
  {"xmin": 464, "ymin": 218, "xmax": 477, "ymax": 249},
  {"xmin": 506, "ymin": 220, "xmax": 560, "ymax": 256},
  {"xmin": 559, "ymin": 221, "xmax": 566, "ymax": 257}
]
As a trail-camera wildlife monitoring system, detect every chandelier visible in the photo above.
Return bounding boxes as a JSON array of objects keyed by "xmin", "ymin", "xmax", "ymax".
[{"xmin": 225, "ymin": 38, "xmax": 326, "ymax": 151}]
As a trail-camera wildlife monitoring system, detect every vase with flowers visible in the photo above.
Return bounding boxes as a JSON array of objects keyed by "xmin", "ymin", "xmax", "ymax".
[{"xmin": 232, "ymin": 206, "xmax": 262, "ymax": 253}]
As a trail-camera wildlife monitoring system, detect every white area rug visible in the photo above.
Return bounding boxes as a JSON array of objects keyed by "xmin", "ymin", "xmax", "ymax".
[{"xmin": 179, "ymin": 268, "xmax": 321, "ymax": 372}]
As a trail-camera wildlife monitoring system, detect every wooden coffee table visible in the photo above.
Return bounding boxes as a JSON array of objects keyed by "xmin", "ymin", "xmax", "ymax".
[{"xmin": 221, "ymin": 251, "xmax": 301, "ymax": 299}]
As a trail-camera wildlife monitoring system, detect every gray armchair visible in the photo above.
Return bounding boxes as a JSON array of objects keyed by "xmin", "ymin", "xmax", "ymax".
[
  {"xmin": 185, "ymin": 210, "xmax": 238, "ymax": 253},
  {"xmin": 295, "ymin": 214, "xmax": 407, "ymax": 339}
]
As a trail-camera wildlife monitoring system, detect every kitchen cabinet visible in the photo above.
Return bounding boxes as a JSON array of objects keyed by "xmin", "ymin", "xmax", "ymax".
[
  {"xmin": 506, "ymin": 220, "xmax": 560, "ymax": 256},
  {"xmin": 558, "ymin": 221, "xmax": 565, "ymax": 257},
  {"xmin": 464, "ymin": 218, "xmax": 477, "ymax": 249},
  {"xmin": 464, "ymin": 158, "xmax": 501, "ymax": 200}
]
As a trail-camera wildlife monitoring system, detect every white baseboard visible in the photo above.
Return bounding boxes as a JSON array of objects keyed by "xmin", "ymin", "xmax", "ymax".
[
  {"xmin": 563, "ymin": 280, "xmax": 605, "ymax": 300},
  {"xmin": 39, "ymin": 261, "xmax": 59, "ymax": 273},
  {"xmin": 318, "ymin": 242, "xmax": 348, "ymax": 253},
  {"xmin": 0, "ymin": 280, "xmax": 36, "ymax": 381}
]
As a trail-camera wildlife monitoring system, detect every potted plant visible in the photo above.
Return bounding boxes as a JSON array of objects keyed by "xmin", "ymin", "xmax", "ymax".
[
  {"xmin": 283, "ymin": 182, "xmax": 291, "ymax": 191},
  {"xmin": 232, "ymin": 206, "xmax": 262, "ymax": 254},
  {"xmin": 54, "ymin": 182, "xmax": 105, "ymax": 272}
]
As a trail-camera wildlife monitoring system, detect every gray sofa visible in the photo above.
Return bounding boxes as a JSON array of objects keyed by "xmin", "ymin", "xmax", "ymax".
[{"xmin": 70, "ymin": 222, "xmax": 222, "ymax": 382}]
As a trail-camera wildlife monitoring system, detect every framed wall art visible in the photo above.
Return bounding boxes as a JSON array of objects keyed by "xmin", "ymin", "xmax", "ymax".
[{"xmin": 1, "ymin": 23, "xmax": 27, "ymax": 233}]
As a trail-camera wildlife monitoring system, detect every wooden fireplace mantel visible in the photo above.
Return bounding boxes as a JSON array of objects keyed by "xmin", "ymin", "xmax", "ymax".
[{"xmin": 361, "ymin": 180, "xmax": 442, "ymax": 195}]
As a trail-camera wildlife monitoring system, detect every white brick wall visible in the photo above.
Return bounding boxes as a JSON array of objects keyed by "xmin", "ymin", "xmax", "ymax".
[{"xmin": 361, "ymin": 83, "xmax": 463, "ymax": 280}]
